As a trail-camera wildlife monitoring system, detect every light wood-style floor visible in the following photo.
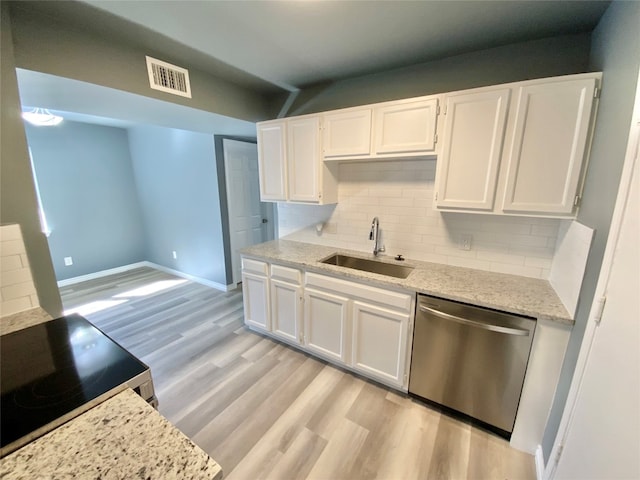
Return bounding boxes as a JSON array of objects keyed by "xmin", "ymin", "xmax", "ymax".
[{"xmin": 60, "ymin": 266, "xmax": 535, "ymax": 480}]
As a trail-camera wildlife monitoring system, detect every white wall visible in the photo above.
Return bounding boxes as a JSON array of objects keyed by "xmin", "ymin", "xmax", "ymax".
[{"xmin": 279, "ymin": 159, "xmax": 559, "ymax": 279}]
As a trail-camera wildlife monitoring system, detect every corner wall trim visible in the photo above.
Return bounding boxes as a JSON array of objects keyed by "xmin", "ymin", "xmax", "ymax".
[
  {"xmin": 535, "ymin": 445, "xmax": 546, "ymax": 480},
  {"xmin": 57, "ymin": 261, "xmax": 233, "ymax": 292}
]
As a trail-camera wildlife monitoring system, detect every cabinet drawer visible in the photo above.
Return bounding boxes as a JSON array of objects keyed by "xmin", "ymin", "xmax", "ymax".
[
  {"xmin": 242, "ymin": 257, "xmax": 268, "ymax": 275},
  {"xmin": 305, "ymin": 272, "xmax": 412, "ymax": 313},
  {"xmin": 270, "ymin": 264, "xmax": 302, "ymax": 284}
]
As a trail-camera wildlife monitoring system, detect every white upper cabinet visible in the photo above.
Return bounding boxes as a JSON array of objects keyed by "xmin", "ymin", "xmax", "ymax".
[
  {"xmin": 501, "ymin": 77, "xmax": 597, "ymax": 214},
  {"xmin": 435, "ymin": 73, "xmax": 601, "ymax": 217},
  {"xmin": 373, "ymin": 97, "xmax": 439, "ymax": 155},
  {"xmin": 257, "ymin": 120, "xmax": 287, "ymax": 201},
  {"xmin": 322, "ymin": 108, "xmax": 372, "ymax": 159},
  {"xmin": 435, "ymin": 88, "xmax": 511, "ymax": 211},
  {"xmin": 257, "ymin": 115, "xmax": 337, "ymax": 204},
  {"xmin": 287, "ymin": 116, "xmax": 322, "ymax": 203}
]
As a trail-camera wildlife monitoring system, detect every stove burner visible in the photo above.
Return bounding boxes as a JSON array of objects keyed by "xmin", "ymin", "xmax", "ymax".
[{"xmin": 12, "ymin": 366, "xmax": 107, "ymax": 409}]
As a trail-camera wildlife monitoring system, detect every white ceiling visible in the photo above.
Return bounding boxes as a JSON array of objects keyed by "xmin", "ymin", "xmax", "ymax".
[{"xmin": 85, "ymin": 0, "xmax": 610, "ymax": 92}]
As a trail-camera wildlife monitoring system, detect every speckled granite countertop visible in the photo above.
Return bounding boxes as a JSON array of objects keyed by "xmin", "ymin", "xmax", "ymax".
[
  {"xmin": 241, "ymin": 240, "xmax": 573, "ymax": 325},
  {"xmin": 0, "ymin": 389, "xmax": 222, "ymax": 480},
  {"xmin": 0, "ymin": 307, "xmax": 53, "ymax": 335}
]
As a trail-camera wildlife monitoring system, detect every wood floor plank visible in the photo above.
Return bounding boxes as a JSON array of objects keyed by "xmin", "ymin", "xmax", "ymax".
[
  {"xmin": 428, "ymin": 413, "xmax": 473, "ymax": 480},
  {"xmin": 265, "ymin": 427, "xmax": 328, "ymax": 480},
  {"xmin": 225, "ymin": 365, "xmax": 343, "ymax": 480},
  {"xmin": 61, "ymin": 266, "xmax": 536, "ymax": 480},
  {"xmin": 306, "ymin": 418, "xmax": 370, "ymax": 480},
  {"xmin": 373, "ymin": 401, "xmax": 441, "ymax": 480},
  {"xmin": 200, "ymin": 356, "xmax": 325, "ymax": 474}
]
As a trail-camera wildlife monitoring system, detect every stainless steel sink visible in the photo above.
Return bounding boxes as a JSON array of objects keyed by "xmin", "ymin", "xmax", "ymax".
[{"xmin": 320, "ymin": 254, "xmax": 414, "ymax": 279}]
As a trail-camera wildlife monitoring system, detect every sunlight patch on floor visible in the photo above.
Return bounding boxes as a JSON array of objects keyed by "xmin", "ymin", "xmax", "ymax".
[
  {"xmin": 114, "ymin": 279, "xmax": 188, "ymax": 298},
  {"xmin": 64, "ymin": 299, "xmax": 128, "ymax": 316}
]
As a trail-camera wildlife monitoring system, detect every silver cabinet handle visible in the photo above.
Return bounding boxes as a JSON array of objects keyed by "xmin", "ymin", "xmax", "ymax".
[{"xmin": 418, "ymin": 304, "xmax": 530, "ymax": 336}]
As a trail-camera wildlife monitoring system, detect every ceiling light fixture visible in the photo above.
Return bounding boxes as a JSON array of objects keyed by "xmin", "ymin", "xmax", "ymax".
[{"xmin": 22, "ymin": 108, "xmax": 63, "ymax": 126}]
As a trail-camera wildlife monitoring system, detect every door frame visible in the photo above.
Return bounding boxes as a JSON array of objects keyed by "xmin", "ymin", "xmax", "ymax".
[{"xmin": 214, "ymin": 135, "xmax": 276, "ymax": 287}]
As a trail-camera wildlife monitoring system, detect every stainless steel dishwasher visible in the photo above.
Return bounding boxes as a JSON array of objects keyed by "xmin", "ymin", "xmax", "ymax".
[{"xmin": 409, "ymin": 294, "xmax": 536, "ymax": 436}]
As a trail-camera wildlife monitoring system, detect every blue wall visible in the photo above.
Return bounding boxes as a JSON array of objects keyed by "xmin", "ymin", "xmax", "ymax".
[
  {"xmin": 128, "ymin": 126, "xmax": 227, "ymax": 286},
  {"xmin": 25, "ymin": 120, "xmax": 146, "ymax": 280}
]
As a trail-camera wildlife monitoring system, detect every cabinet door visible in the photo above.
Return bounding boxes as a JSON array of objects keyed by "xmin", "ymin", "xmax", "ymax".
[
  {"xmin": 257, "ymin": 120, "xmax": 287, "ymax": 201},
  {"xmin": 374, "ymin": 98, "xmax": 439, "ymax": 155},
  {"xmin": 287, "ymin": 116, "xmax": 321, "ymax": 202},
  {"xmin": 303, "ymin": 287, "xmax": 350, "ymax": 364},
  {"xmin": 436, "ymin": 89, "xmax": 511, "ymax": 210},
  {"xmin": 351, "ymin": 301, "xmax": 409, "ymax": 387},
  {"xmin": 322, "ymin": 109, "xmax": 372, "ymax": 158},
  {"xmin": 270, "ymin": 278, "xmax": 303, "ymax": 344},
  {"xmin": 242, "ymin": 272, "xmax": 270, "ymax": 332},
  {"xmin": 502, "ymin": 78, "xmax": 596, "ymax": 214}
]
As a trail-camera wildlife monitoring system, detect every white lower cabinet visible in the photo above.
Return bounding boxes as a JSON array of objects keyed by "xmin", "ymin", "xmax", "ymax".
[
  {"xmin": 242, "ymin": 272, "xmax": 270, "ymax": 332},
  {"xmin": 304, "ymin": 272, "xmax": 414, "ymax": 390},
  {"xmin": 303, "ymin": 287, "xmax": 350, "ymax": 364},
  {"xmin": 241, "ymin": 257, "xmax": 414, "ymax": 391},
  {"xmin": 351, "ymin": 301, "xmax": 409, "ymax": 387},
  {"xmin": 270, "ymin": 278, "xmax": 303, "ymax": 344}
]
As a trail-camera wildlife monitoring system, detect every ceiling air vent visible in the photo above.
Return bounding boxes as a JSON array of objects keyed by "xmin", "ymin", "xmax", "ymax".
[{"xmin": 145, "ymin": 56, "xmax": 192, "ymax": 98}]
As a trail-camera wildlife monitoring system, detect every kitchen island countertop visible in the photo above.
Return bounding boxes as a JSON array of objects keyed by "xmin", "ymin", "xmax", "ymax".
[
  {"xmin": 0, "ymin": 388, "xmax": 222, "ymax": 480},
  {"xmin": 241, "ymin": 239, "xmax": 573, "ymax": 325},
  {"xmin": 0, "ymin": 306, "xmax": 53, "ymax": 335}
]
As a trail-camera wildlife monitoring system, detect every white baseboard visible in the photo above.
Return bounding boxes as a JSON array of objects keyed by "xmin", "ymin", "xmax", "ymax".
[
  {"xmin": 535, "ymin": 445, "xmax": 546, "ymax": 480},
  {"xmin": 57, "ymin": 262, "xmax": 148, "ymax": 287},
  {"xmin": 57, "ymin": 261, "xmax": 233, "ymax": 292},
  {"xmin": 144, "ymin": 262, "xmax": 232, "ymax": 292}
]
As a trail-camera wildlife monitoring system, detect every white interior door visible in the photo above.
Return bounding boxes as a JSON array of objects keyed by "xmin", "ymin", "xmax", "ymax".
[{"xmin": 224, "ymin": 139, "xmax": 273, "ymax": 286}]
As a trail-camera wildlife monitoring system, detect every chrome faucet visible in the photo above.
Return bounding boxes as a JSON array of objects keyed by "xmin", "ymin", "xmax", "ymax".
[{"xmin": 369, "ymin": 217, "xmax": 385, "ymax": 256}]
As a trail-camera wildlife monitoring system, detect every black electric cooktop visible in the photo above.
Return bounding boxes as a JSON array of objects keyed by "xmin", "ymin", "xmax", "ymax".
[{"xmin": 0, "ymin": 314, "xmax": 148, "ymax": 456}]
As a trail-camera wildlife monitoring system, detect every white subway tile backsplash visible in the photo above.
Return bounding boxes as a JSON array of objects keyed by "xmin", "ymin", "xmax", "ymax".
[
  {"xmin": 1, "ymin": 297, "xmax": 34, "ymax": 316},
  {"xmin": 1, "ymin": 239, "xmax": 27, "ymax": 256},
  {"xmin": 1, "ymin": 224, "xmax": 39, "ymax": 316},
  {"xmin": 2, "ymin": 281, "xmax": 37, "ymax": 300},
  {"xmin": 0, "ymin": 224, "xmax": 22, "ymax": 241},
  {"xmin": 1, "ymin": 255, "xmax": 23, "ymax": 272},
  {"xmin": 278, "ymin": 160, "xmax": 561, "ymax": 279},
  {"xmin": 0, "ymin": 268, "xmax": 33, "ymax": 286}
]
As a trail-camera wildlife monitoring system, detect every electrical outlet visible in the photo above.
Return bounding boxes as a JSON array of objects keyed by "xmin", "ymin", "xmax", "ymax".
[
  {"xmin": 459, "ymin": 234, "xmax": 473, "ymax": 251},
  {"xmin": 324, "ymin": 222, "xmax": 337, "ymax": 234},
  {"xmin": 172, "ymin": 251, "xmax": 177, "ymax": 259},
  {"xmin": 64, "ymin": 257, "xmax": 73, "ymax": 266}
]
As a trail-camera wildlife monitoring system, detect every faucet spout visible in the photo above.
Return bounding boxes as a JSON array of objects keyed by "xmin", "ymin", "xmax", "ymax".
[{"xmin": 370, "ymin": 217, "xmax": 385, "ymax": 256}]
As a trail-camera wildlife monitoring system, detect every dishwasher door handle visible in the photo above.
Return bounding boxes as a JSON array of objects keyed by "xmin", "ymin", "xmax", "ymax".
[{"xmin": 418, "ymin": 305, "xmax": 531, "ymax": 336}]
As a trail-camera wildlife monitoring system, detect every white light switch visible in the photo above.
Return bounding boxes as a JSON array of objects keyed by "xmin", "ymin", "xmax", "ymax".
[
  {"xmin": 64, "ymin": 257, "xmax": 73, "ymax": 266},
  {"xmin": 172, "ymin": 251, "xmax": 177, "ymax": 259}
]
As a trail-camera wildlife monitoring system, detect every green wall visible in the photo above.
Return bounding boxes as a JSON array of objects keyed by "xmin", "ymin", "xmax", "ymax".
[
  {"xmin": 8, "ymin": 1, "xmax": 278, "ymax": 123},
  {"xmin": 289, "ymin": 33, "xmax": 592, "ymax": 115},
  {"xmin": 0, "ymin": 3, "xmax": 62, "ymax": 316}
]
